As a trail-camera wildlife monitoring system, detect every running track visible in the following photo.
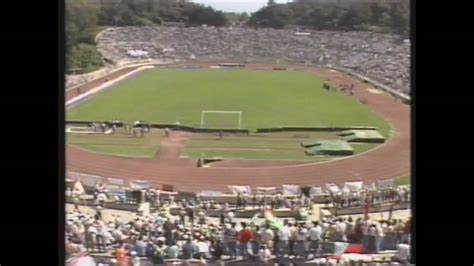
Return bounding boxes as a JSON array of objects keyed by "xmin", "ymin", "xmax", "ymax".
[{"xmin": 66, "ymin": 64, "xmax": 410, "ymax": 192}]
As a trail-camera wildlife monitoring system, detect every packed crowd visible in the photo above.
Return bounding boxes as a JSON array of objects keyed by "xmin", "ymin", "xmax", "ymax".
[
  {"xmin": 66, "ymin": 183, "xmax": 411, "ymax": 265},
  {"xmin": 97, "ymin": 26, "xmax": 410, "ymax": 94}
]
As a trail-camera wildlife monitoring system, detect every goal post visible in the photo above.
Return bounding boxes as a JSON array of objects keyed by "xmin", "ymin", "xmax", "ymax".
[{"xmin": 200, "ymin": 110, "xmax": 242, "ymax": 129}]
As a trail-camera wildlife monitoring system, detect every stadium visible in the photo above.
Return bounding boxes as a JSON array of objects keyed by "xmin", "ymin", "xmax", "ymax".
[
  {"xmin": 65, "ymin": 6, "xmax": 411, "ymax": 263},
  {"xmin": 66, "ymin": 59, "xmax": 409, "ymax": 192}
]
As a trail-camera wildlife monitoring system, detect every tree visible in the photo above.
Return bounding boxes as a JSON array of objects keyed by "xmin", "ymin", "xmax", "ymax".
[
  {"xmin": 389, "ymin": 0, "xmax": 410, "ymax": 35},
  {"xmin": 184, "ymin": 5, "xmax": 227, "ymax": 26},
  {"xmin": 247, "ymin": 5, "xmax": 293, "ymax": 28},
  {"xmin": 65, "ymin": 0, "xmax": 100, "ymax": 50},
  {"xmin": 248, "ymin": 0, "xmax": 409, "ymax": 35},
  {"xmin": 66, "ymin": 43, "xmax": 104, "ymax": 74}
]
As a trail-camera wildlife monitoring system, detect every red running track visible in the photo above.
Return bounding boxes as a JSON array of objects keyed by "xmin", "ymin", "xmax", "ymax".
[{"xmin": 66, "ymin": 64, "xmax": 410, "ymax": 192}]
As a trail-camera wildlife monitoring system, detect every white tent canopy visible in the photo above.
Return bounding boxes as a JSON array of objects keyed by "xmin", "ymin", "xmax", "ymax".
[
  {"xmin": 256, "ymin": 187, "xmax": 277, "ymax": 193},
  {"xmin": 343, "ymin": 181, "xmax": 364, "ymax": 192},
  {"xmin": 78, "ymin": 173, "xmax": 104, "ymax": 188},
  {"xmin": 309, "ymin": 186, "xmax": 324, "ymax": 196},
  {"xmin": 130, "ymin": 179, "xmax": 151, "ymax": 190},
  {"xmin": 228, "ymin": 185, "xmax": 251, "ymax": 195},
  {"xmin": 107, "ymin": 186, "xmax": 126, "ymax": 200},
  {"xmin": 377, "ymin": 179, "xmax": 394, "ymax": 190},
  {"xmin": 107, "ymin": 177, "xmax": 126, "ymax": 187},
  {"xmin": 326, "ymin": 183, "xmax": 340, "ymax": 194},
  {"xmin": 127, "ymin": 49, "xmax": 148, "ymax": 57},
  {"xmin": 199, "ymin": 191, "xmax": 222, "ymax": 197},
  {"xmin": 72, "ymin": 180, "xmax": 85, "ymax": 196},
  {"xmin": 282, "ymin": 185, "xmax": 301, "ymax": 196}
]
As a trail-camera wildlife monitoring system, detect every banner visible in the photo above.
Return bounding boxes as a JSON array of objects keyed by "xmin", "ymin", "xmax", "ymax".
[
  {"xmin": 199, "ymin": 191, "xmax": 222, "ymax": 197},
  {"xmin": 79, "ymin": 174, "xmax": 104, "ymax": 188},
  {"xmin": 264, "ymin": 210, "xmax": 283, "ymax": 230},
  {"xmin": 107, "ymin": 185, "xmax": 126, "ymax": 200},
  {"xmin": 322, "ymin": 242, "xmax": 350, "ymax": 255},
  {"xmin": 228, "ymin": 185, "xmax": 251, "ymax": 195},
  {"xmin": 72, "ymin": 180, "xmax": 85, "ymax": 196},
  {"xmin": 363, "ymin": 183, "xmax": 376, "ymax": 190},
  {"xmin": 326, "ymin": 184, "xmax": 340, "ymax": 194},
  {"xmin": 256, "ymin": 187, "xmax": 277, "ymax": 193},
  {"xmin": 309, "ymin": 186, "xmax": 324, "ymax": 196},
  {"xmin": 343, "ymin": 181, "xmax": 364, "ymax": 192},
  {"xmin": 130, "ymin": 179, "xmax": 151, "ymax": 190},
  {"xmin": 282, "ymin": 185, "xmax": 301, "ymax": 196},
  {"xmin": 377, "ymin": 179, "xmax": 394, "ymax": 190},
  {"xmin": 107, "ymin": 177, "xmax": 125, "ymax": 187}
]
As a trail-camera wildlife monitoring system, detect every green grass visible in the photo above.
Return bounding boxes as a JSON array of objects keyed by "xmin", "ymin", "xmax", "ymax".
[
  {"xmin": 186, "ymin": 139, "xmax": 301, "ymax": 149},
  {"xmin": 394, "ymin": 175, "xmax": 410, "ymax": 186},
  {"xmin": 351, "ymin": 143, "xmax": 380, "ymax": 154},
  {"xmin": 76, "ymin": 145, "xmax": 157, "ymax": 158},
  {"xmin": 184, "ymin": 149, "xmax": 332, "ymax": 161},
  {"xmin": 67, "ymin": 69, "xmax": 391, "ymax": 136},
  {"xmin": 66, "ymin": 132, "xmax": 162, "ymax": 146},
  {"xmin": 66, "ymin": 130, "xmax": 163, "ymax": 158}
]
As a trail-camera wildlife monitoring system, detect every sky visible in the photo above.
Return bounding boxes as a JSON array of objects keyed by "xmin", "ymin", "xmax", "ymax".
[{"xmin": 191, "ymin": 0, "xmax": 290, "ymax": 13}]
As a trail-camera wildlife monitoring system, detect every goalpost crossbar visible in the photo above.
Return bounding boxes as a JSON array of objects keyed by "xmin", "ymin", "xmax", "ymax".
[{"xmin": 200, "ymin": 110, "xmax": 242, "ymax": 129}]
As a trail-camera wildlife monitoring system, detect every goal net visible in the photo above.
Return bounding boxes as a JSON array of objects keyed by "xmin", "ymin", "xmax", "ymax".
[{"xmin": 200, "ymin": 110, "xmax": 242, "ymax": 129}]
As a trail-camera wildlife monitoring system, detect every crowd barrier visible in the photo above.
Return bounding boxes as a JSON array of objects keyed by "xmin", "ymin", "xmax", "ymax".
[{"xmin": 89, "ymin": 254, "xmax": 412, "ymax": 266}]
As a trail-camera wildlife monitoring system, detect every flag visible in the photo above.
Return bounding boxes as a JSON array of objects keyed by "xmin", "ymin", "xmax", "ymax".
[{"xmin": 264, "ymin": 210, "xmax": 283, "ymax": 230}]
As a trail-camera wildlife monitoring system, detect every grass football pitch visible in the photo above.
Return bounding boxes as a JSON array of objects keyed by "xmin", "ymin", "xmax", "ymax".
[{"xmin": 67, "ymin": 69, "xmax": 391, "ymax": 136}]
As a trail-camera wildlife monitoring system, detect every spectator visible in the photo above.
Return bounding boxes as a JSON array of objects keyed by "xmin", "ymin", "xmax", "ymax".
[
  {"xmin": 295, "ymin": 223, "xmax": 308, "ymax": 259},
  {"xmin": 182, "ymin": 237, "xmax": 197, "ymax": 259},
  {"xmin": 393, "ymin": 243, "xmax": 410, "ymax": 263},
  {"xmin": 130, "ymin": 251, "xmax": 141, "ymax": 266},
  {"xmin": 308, "ymin": 221, "xmax": 322, "ymax": 259},
  {"xmin": 237, "ymin": 222, "xmax": 254, "ymax": 258},
  {"xmin": 195, "ymin": 235, "xmax": 210, "ymax": 259},
  {"xmin": 211, "ymin": 239, "xmax": 224, "ymax": 261},
  {"xmin": 113, "ymin": 242, "xmax": 129, "ymax": 266},
  {"xmin": 288, "ymin": 220, "xmax": 297, "ymax": 256},
  {"xmin": 260, "ymin": 224, "xmax": 275, "ymax": 251},
  {"xmin": 258, "ymin": 244, "xmax": 271, "ymax": 263},
  {"xmin": 134, "ymin": 236, "xmax": 147, "ymax": 257},
  {"xmin": 277, "ymin": 220, "xmax": 290, "ymax": 258}
]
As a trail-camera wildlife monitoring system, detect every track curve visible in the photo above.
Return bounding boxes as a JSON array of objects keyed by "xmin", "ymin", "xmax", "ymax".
[{"xmin": 66, "ymin": 64, "xmax": 410, "ymax": 192}]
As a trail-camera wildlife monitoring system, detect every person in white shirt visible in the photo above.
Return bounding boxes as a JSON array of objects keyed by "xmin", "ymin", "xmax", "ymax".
[
  {"xmin": 167, "ymin": 241, "xmax": 180, "ymax": 259},
  {"xmin": 260, "ymin": 225, "xmax": 275, "ymax": 250},
  {"xmin": 112, "ymin": 225, "xmax": 124, "ymax": 242},
  {"xmin": 393, "ymin": 243, "xmax": 410, "ymax": 263},
  {"xmin": 336, "ymin": 218, "xmax": 347, "ymax": 242},
  {"xmin": 345, "ymin": 217, "xmax": 355, "ymax": 242},
  {"xmin": 308, "ymin": 221, "xmax": 322, "ymax": 258},
  {"xmin": 288, "ymin": 221, "xmax": 297, "ymax": 256},
  {"xmin": 295, "ymin": 224, "xmax": 308, "ymax": 259},
  {"xmin": 130, "ymin": 251, "xmax": 141, "ymax": 266},
  {"xmin": 362, "ymin": 219, "xmax": 371, "ymax": 250},
  {"xmin": 277, "ymin": 221, "xmax": 290, "ymax": 258},
  {"xmin": 367, "ymin": 224, "xmax": 377, "ymax": 254},
  {"xmin": 258, "ymin": 244, "xmax": 271, "ymax": 263},
  {"xmin": 195, "ymin": 236, "xmax": 210, "ymax": 259},
  {"xmin": 321, "ymin": 218, "xmax": 330, "ymax": 236},
  {"xmin": 374, "ymin": 222, "xmax": 384, "ymax": 253}
]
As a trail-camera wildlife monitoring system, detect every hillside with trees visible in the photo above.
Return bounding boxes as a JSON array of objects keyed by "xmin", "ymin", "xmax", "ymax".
[
  {"xmin": 247, "ymin": 0, "xmax": 409, "ymax": 35},
  {"xmin": 66, "ymin": 0, "xmax": 228, "ymax": 74},
  {"xmin": 66, "ymin": 0, "xmax": 409, "ymax": 74}
]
